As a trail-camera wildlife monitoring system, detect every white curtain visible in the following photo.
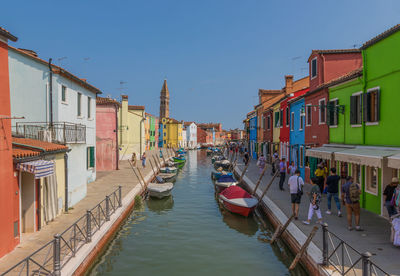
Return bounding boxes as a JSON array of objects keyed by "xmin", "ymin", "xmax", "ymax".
[{"xmin": 42, "ymin": 163, "xmax": 58, "ymax": 223}]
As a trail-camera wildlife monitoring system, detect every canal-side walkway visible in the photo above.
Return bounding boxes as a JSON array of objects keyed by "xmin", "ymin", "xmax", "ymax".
[
  {"xmin": 0, "ymin": 149, "xmax": 168, "ymax": 274},
  {"xmin": 235, "ymin": 158, "xmax": 399, "ymax": 275}
]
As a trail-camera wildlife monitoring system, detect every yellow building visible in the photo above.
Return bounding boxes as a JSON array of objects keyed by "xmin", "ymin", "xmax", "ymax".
[
  {"xmin": 272, "ymin": 102, "xmax": 281, "ymax": 155},
  {"xmin": 118, "ymin": 95, "xmax": 145, "ymax": 160},
  {"xmin": 161, "ymin": 118, "xmax": 183, "ymax": 148}
]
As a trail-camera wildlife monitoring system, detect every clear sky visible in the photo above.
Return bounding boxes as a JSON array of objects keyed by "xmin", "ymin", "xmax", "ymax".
[{"xmin": 2, "ymin": 0, "xmax": 400, "ymax": 129}]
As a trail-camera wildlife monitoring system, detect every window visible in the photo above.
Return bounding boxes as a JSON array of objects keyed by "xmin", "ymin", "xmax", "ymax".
[
  {"xmin": 279, "ymin": 110, "xmax": 283, "ymax": 127},
  {"xmin": 300, "ymin": 109, "xmax": 305, "ymax": 130},
  {"xmin": 77, "ymin": 93, "xmax": 82, "ymax": 117},
  {"xmin": 352, "ymin": 164, "xmax": 361, "ymax": 185},
  {"xmin": 366, "ymin": 166, "xmax": 378, "ymax": 195},
  {"xmin": 87, "ymin": 146, "xmax": 95, "ymax": 169},
  {"xmin": 274, "ymin": 111, "xmax": 280, "ymax": 127},
  {"xmin": 328, "ymin": 99, "xmax": 339, "ymax": 126},
  {"xmin": 299, "ymin": 146, "xmax": 304, "ymax": 168},
  {"xmin": 364, "ymin": 88, "xmax": 380, "ymax": 123},
  {"xmin": 306, "ymin": 104, "xmax": 312, "ymax": 126},
  {"xmin": 262, "ymin": 116, "xmax": 265, "ymax": 130},
  {"xmin": 311, "ymin": 58, "xmax": 317, "ymax": 79},
  {"xmin": 87, "ymin": 97, "xmax": 91, "ymax": 119},
  {"xmin": 290, "ymin": 112, "xmax": 294, "ymax": 131},
  {"xmin": 350, "ymin": 92, "xmax": 362, "ymax": 125},
  {"xmin": 319, "ymin": 99, "xmax": 326, "ymax": 124},
  {"xmin": 267, "ymin": 115, "xmax": 271, "ymax": 130},
  {"xmin": 61, "ymin": 85, "xmax": 67, "ymax": 103},
  {"xmin": 286, "ymin": 107, "xmax": 289, "ymax": 126}
]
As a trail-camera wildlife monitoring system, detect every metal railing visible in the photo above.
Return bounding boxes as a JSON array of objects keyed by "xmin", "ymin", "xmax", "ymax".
[
  {"xmin": 1, "ymin": 186, "xmax": 122, "ymax": 276},
  {"xmin": 15, "ymin": 122, "xmax": 86, "ymax": 144},
  {"xmin": 321, "ymin": 223, "xmax": 389, "ymax": 276}
]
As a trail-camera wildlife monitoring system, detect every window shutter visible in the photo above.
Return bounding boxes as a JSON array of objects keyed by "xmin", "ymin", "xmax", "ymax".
[
  {"xmin": 350, "ymin": 96, "xmax": 356, "ymax": 125},
  {"xmin": 335, "ymin": 100, "xmax": 339, "ymax": 126},
  {"xmin": 358, "ymin": 94, "xmax": 363, "ymax": 124},
  {"xmin": 376, "ymin": 90, "xmax": 380, "ymax": 121},
  {"xmin": 90, "ymin": 147, "xmax": 95, "ymax": 168},
  {"xmin": 363, "ymin": 93, "xmax": 368, "ymax": 122},
  {"xmin": 327, "ymin": 102, "xmax": 333, "ymax": 126},
  {"xmin": 86, "ymin": 147, "xmax": 89, "ymax": 169}
]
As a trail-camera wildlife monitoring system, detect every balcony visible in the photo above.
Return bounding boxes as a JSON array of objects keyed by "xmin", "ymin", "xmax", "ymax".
[{"xmin": 15, "ymin": 122, "xmax": 86, "ymax": 144}]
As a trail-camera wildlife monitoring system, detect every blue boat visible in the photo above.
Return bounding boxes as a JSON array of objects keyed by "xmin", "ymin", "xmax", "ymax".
[{"xmin": 211, "ymin": 171, "xmax": 233, "ymax": 180}]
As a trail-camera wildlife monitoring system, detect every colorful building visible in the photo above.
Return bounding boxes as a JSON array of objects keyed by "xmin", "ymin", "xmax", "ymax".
[
  {"xmin": 248, "ymin": 111, "xmax": 257, "ymax": 159},
  {"xmin": 160, "ymin": 117, "xmax": 183, "ymax": 148},
  {"xmin": 0, "ymin": 26, "xmax": 18, "ymax": 258},
  {"xmin": 96, "ymin": 97, "xmax": 119, "ymax": 171},
  {"xmin": 289, "ymin": 97, "xmax": 306, "ymax": 178},
  {"xmin": 145, "ymin": 113, "xmax": 158, "ymax": 150},
  {"xmin": 184, "ymin": 122, "xmax": 197, "ymax": 148}
]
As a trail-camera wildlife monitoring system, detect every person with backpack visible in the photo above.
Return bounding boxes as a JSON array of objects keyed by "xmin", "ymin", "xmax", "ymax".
[
  {"xmin": 341, "ymin": 176, "xmax": 363, "ymax": 231},
  {"xmin": 303, "ymin": 177, "xmax": 323, "ymax": 225},
  {"xmin": 288, "ymin": 169, "xmax": 304, "ymax": 220},
  {"xmin": 383, "ymin": 177, "xmax": 399, "ymax": 217},
  {"xmin": 325, "ymin": 167, "xmax": 342, "ymax": 217}
]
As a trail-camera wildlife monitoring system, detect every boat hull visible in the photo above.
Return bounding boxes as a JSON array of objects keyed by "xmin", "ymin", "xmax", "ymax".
[
  {"xmin": 220, "ymin": 199, "xmax": 254, "ymax": 217},
  {"xmin": 149, "ymin": 190, "xmax": 172, "ymax": 199}
]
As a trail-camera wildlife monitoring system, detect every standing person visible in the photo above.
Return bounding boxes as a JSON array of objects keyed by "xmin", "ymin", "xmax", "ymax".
[
  {"xmin": 314, "ymin": 164, "xmax": 325, "ymax": 193},
  {"xmin": 279, "ymin": 157, "xmax": 287, "ymax": 191},
  {"xmin": 159, "ymin": 149, "xmax": 163, "ymax": 158},
  {"xmin": 303, "ymin": 177, "xmax": 323, "ymax": 225},
  {"xmin": 257, "ymin": 154, "xmax": 266, "ymax": 174},
  {"xmin": 141, "ymin": 152, "xmax": 147, "ymax": 168},
  {"xmin": 341, "ymin": 176, "xmax": 363, "ymax": 231},
  {"xmin": 271, "ymin": 151, "xmax": 278, "ymax": 175},
  {"xmin": 243, "ymin": 149, "xmax": 250, "ymax": 165},
  {"xmin": 383, "ymin": 177, "xmax": 399, "ymax": 217},
  {"xmin": 288, "ymin": 169, "xmax": 304, "ymax": 220},
  {"xmin": 288, "ymin": 161, "xmax": 297, "ymax": 177},
  {"xmin": 131, "ymin": 152, "xmax": 137, "ymax": 167},
  {"xmin": 325, "ymin": 168, "xmax": 342, "ymax": 216}
]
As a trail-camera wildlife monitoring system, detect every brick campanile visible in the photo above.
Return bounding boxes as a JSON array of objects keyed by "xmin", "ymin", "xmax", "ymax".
[{"xmin": 160, "ymin": 79, "xmax": 170, "ymax": 119}]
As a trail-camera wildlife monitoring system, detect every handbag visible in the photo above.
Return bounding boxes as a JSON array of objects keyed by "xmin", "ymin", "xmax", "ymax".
[{"xmin": 297, "ymin": 176, "xmax": 303, "ymax": 196}]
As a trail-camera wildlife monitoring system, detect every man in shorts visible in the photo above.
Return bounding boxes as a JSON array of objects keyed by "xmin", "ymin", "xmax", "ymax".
[{"xmin": 288, "ymin": 169, "xmax": 304, "ymax": 220}]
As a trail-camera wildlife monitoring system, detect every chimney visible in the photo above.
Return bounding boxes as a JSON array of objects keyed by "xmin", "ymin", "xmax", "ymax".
[
  {"xmin": 285, "ymin": 75, "xmax": 294, "ymax": 94},
  {"xmin": 120, "ymin": 95, "xmax": 128, "ymax": 145}
]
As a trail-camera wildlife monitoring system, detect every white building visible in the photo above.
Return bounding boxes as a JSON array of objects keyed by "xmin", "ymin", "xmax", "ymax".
[
  {"xmin": 9, "ymin": 46, "xmax": 100, "ymax": 208},
  {"xmin": 184, "ymin": 122, "xmax": 197, "ymax": 148}
]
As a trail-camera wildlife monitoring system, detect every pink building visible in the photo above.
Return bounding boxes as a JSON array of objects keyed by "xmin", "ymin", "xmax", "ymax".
[{"xmin": 96, "ymin": 97, "xmax": 120, "ymax": 171}]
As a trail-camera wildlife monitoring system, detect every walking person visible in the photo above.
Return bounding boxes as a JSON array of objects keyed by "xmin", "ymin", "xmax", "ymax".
[
  {"xmin": 243, "ymin": 149, "xmax": 250, "ymax": 165},
  {"xmin": 303, "ymin": 177, "xmax": 323, "ymax": 225},
  {"xmin": 342, "ymin": 176, "xmax": 363, "ymax": 231},
  {"xmin": 141, "ymin": 152, "xmax": 147, "ymax": 168},
  {"xmin": 314, "ymin": 164, "xmax": 325, "ymax": 193},
  {"xmin": 131, "ymin": 152, "xmax": 137, "ymax": 167},
  {"xmin": 384, "ymin": 177, "xmax": 399, "ymax": 218},
  {"xmin": 279, "ymin": 157, "xmax": 286, "ymax": 191},
  {"xmin": 288, "ymin": 161, "xmax": 297, "ymax": 177},
  {"xmin": 325, "ymin": 168, "xmax": 342, "ymax": 217},
  {"xmin": 288, "ymin": 169, "xmax": 304, "ymax": 220},
  {"xmin": 271, "ymin": 151, "xmax": 278, "ymax": 175},
  {"xmin": 257, "ymin": 154, "xmax": 266, "ymax": 174}
]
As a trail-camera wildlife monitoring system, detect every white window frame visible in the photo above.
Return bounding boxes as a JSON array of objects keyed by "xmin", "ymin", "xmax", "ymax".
[
  {"xmin": 77, "ymin": 92, "xmax": 82, "ymax": 118},
  {"xmin": 87, "ymin": 96, "xmax": 92, "ymax": 119},
  {"xmin": 319, "ymin": 98, "xmax": 326, "ymax": 125},
  {"xmin": 311, "ymin": 57, "xmax": 317, "ymax": 79},
  {"xmin": 299, "ymin": 110, "xmax": 305, "ymax": 131},
  {"xmin": 366, "ymin": 166, "xmax": 378, "ymax": 196},
  {"xmin": 351, "ymin": 91, "xmax": 363, "ymax": 127},
  {"xmin": 61, "ymin": 85, "xmax": 68, "ymax": 104},
  {"xmin": 306, "ymin": 104, "xmax": 312, "ymax": 126},
  {"xmin": 365, "ymin": 86, "xmax": 380, "ymax": 126},
  {"xmin": 329, "ymin": 98, "xmax": 339, "ymax": 128},
  {"xmin": 286, "ymin": 107, "xmax": 290, "ymax": 127},
  {"xmin": 290, "ymin": 112, "xmax": 294, "ymax": 131}
]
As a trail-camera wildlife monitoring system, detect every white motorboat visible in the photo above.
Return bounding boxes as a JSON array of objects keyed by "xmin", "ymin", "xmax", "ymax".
[
  {"xmin": 147, "ymin": 182, "xmax": 174, "ymax": 199},
  {"xmin": 160, "ymin": 166, "xmax": 178, "ymax": 173}
]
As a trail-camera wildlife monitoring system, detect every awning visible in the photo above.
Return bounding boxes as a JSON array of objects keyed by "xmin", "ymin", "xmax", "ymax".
[
  {"xmin": 388, "ymin": 153, "xmax": 400, "ymax": 169},
  {"xmin": 306, "ymin": 145, "xmax": 355, "ymax": 160},
  {"xmin": 16, "ymin": 160, "xmax": 55, "ymax": 179},
  {"xmin": 334, "ymin": 148, "xmax": 400, "ymax": 168}
]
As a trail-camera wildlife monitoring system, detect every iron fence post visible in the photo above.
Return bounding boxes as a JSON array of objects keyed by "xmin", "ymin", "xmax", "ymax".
[
  {"xmin": 362, "ymin": 252, "xmax": 372, "ymax": 276},
  {"xmin": 322, "ymin": 223, "xmax": 328, "ymax": 266},
  {"xmin": 86, "ymin": 210, "xmax": 92, "ymax": 243},
  {"xmin": 53, "ymin": 234, "xmax": 61, "ymax": 276},
  {"xmin": 118, "ymin": 186, "xmax": 122, "ymax": 207},
  {"xmin": 106, "ymin": 195, "xmax": 110, "ymax": 221}
]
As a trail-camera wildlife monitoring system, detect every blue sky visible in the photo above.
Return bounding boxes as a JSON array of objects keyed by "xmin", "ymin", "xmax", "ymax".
[{"xmin": 2, "ymin": 0, "xmax": 400, "ymax": 129}]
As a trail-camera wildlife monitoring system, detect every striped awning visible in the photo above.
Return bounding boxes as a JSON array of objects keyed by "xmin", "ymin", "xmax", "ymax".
[{"xmin": 16, "ymin": 160, "xmax": 54, "ymax": 179}]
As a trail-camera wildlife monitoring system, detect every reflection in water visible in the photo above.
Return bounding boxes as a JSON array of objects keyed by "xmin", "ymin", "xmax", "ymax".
[
  {"xmin": 219, "ymin": 206, "xmax": 259, "ymax": 236},
  {"xmin": 146, "ymin": 196, "xmax": 174, "ymax": 213}
]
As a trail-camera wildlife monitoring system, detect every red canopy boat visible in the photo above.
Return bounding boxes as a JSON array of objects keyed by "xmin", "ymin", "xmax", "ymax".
[{"xmin": 219, "ymin": 186, "xmax": 258, "ymax": 217}]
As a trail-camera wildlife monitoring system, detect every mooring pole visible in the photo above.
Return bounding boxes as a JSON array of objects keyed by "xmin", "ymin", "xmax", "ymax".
[
  {"xmin": 289, "ymin": 226, "xmax": 319, "ymax": 270},
  {"xmin": 238, "ymin": 161, "xmax": 251, "ymax": 184},
  {"xmin": 129, "ymin": 160, "xmax": 144, "ymax": 188},
  {"xmin": 149, "ymin": 159, "xmax": 156, "ymax": 176},
  {"xmin": 257, "ymin": 170, "xmax": 279, "ymax": 205},
  {"xmin": 137, "ymin": 168, "xmax": 146, "ymax": 188},
  {"xmin": 252, "ymin": 165, "xmax": 268, "ymax": 195},
  {"xmin": 270, "ymin": 214, "xmax": 295, "ymax": 244}
]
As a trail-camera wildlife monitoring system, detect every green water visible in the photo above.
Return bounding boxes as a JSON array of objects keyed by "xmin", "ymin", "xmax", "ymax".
[{"xmin": 88, "ymin": 151, "xmax": 307, "ymax": 276}]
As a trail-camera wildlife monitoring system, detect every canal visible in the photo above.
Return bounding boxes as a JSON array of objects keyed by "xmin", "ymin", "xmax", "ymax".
[{"xmin": 88, "ymin": 151, "xmax": 307, "ymax": 276}]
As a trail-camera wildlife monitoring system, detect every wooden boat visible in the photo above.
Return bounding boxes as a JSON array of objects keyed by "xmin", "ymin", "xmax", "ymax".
[
  {"xmin": 147, "ymin": 182, "xmax": 174, "ymax": 199},
  {"xmin": 214, "ymin": 160, "xmax": 231, "ymax": 170},
  {"xmin": 160, "ymin": 166, "xmax": 177, "ymax": 173},
  {"xmin": 219, "ymin": 186, "xmax": 258, "ymax": 217},
  {"xmin": 173, "ymin": 157, "xmax": 186, "ymax": 163},
  {"xmin": 214, "ymin": 175, "xmax": 238, "ymax": 192},
  {"xmin": 158, "ymin": 172, "xmax": 178, "ymax": 182},
  {"xmin": 211, "ymin": 171, "xmax": 233, "ymax": 180}
]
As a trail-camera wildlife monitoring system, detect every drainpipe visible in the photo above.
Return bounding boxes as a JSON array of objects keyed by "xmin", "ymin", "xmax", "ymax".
[
  {"xmin": 362, "ymin": 50, "xmax": 367, "ymax": 145},
  {"xmin": 48, "ymin": 59, "xmax": 53, "ymax": 126},
  {"xmin": 115, "ymin": 104, "xmax": 119, "ymax": 170},
  {"xmin": 64, "ymin": 153, "xmax": 68, "ymax": 212}
]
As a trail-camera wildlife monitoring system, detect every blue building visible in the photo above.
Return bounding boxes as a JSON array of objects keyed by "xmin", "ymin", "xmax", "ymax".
[
  {"xmin": 289, "ymin": 97, "xmax": 306, "ymax": 178},
  {"xmin": 249, "ymin": 112, "xmax": 257, "ymax": 159}
]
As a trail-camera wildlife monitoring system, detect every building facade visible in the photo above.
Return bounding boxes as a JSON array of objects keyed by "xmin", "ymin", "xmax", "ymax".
[{"xmin": 289, "ymin": 97, "xmax": 306, "ymax": 178}]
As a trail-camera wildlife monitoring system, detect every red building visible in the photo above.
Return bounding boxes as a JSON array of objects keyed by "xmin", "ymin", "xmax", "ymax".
[
  {"xmin": 96, "ymin": 97, "xmax": 120, "ymax": 171},
  {"xmin": 0, "ymin": 27, "xmax": 18, "ymax": 258}
]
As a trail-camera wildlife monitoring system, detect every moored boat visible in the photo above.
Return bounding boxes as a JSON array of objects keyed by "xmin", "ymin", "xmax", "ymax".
[
  {"xmin": 158, "ymin": 172, "xmax": 178, "ymax": 182},
  {"xmin": 214, "ymin": 174, "xmax": 238, "ymax": 192},
  {"xmin": 211, "ymin": 171, "xmax": 233, "ymax": 180},
  {"xmin": 214, "ymin": 160, "xmax": 231, "ymax": 171},
  {"xmin": 147, "ymin": 182, "xmax": 174, "ymax": 199},
  {"xmin": 219, "ymin": 186, "xmax": 258, "ymax": 217},
  {"xmin": 160, "ymin": 166, "xmax": 178, "ymax": 173}
]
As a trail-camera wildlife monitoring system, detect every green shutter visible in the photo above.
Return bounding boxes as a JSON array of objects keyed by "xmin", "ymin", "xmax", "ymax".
[
  {"xmin": 350, "ymin": 96, "xmax": 356, "ymax": 125},
  {"xmin": 90, "ymin": 147, "xmax": 95, "ymax": 168}
]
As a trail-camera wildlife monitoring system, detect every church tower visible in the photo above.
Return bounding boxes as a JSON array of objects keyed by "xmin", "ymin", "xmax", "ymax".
[{"xmin": 160, "ymin": 79, "xmax": 170, "ymax": 119}]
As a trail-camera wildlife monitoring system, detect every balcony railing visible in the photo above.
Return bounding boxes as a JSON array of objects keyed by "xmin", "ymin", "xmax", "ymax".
[{"xmin": 15, "ymin": 122, "xmax": 86, "ymax": 144}]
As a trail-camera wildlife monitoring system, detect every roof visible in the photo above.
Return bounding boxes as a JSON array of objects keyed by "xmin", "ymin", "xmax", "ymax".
[
  {"xmin": 145, "ymin": 112, "xmax": 157, "ymax": 118},
  {"xmin": 167, "ymin": 117, "xmax": 181, "ymax": 124},
  {"xmin": 96, "ymin": 97, "xmax": 120, "ymax": 106},
  {"xmin": 8, "ymin": 46, "xmax": 102, "ymax": 94},
  {"xmin": 307, "ymin": 49, "xmax": 361, "ymax": 62},
  {"xmin": 12, "ymin": 137, "xmax": 69, "ymax": 160},
  {"xmin": 0, "ymin": 26, "xmax": 17, "ymax": 42},
  {"xmin": 128, "ymin": 105, "xmax": 145, "ymax": 110},
  {"xmin": 258, "ymin": 89, "xmax": 282, "ymax": 94},
  {"xmin": 323, "ymin": 67, "xmax": 363, "ymax": 88},
  {"xmin": 184, "ymin": 121, "xmax": 195, "ymax": 126},
  {"xmin": 262, "ymin": 94, "xmax": 286, "ymax": 111},
  {"xmin": 361, "ymin": 24, "xmax": 400, "ymax": 50}
]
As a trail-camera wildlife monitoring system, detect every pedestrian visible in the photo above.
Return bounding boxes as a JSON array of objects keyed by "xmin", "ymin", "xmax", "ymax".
[
  {"xmin": 141, "ymin": 152, "xmax": 147, "ymax": 168},
  {"xmin": 159, "ymin": 149, "xmax": 163, "ymax": 158},
  {"xmin": 314, "ymin": 164, "xmax": 325, "ymax": 193},
  {"xmin": 257, "ymin": 154, "xmax": 266, "ymax": 174},
  {"xmin": 303, "ymin": 177, "xmax": 323, "ymax": 225},
  {"xmin": 325, "ymin": 167, "xmax": 342, "ymax": 216},
  {"xmin": 288, "ymin": 161, "xmax": 297, "ymax": 176},
  {"xmin": 243, "ymin": 149, "xmax": 250, "ymax": 165},
  {"xmin": 288, "ymin": 169, "xmax": 304, "ymax": 220},
  {"xmin": 384, "ymin": 177, "xmax": 399, "ymax": 218},
  {"xmin": 341, "ymin": 176, "xmax": 363, "ymax": 231},
  {"xmin": 279, "ymin": 157, "xmax": 287, "ymax": 191},
  {"xmin": 271, "ymin": 151, "xmax": 278, "ymax": 175},
  {"xmin": 131, "ymin": 152, "xmax": 137, "ymax": 167}
]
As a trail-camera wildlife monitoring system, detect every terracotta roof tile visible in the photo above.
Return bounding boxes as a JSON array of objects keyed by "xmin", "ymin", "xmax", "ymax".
[
  {"xmin": 361, "ymin": 24, "xmax": 400, "ymax": 49},
  {"xmin": 0, "ymin": 26, "xmax": 17, "ymax": 42},
  {"xmin": 96, "ymin": 97, "xmax": 120, "ymax": 106},
  {"xmin": 128, "ymin": 105, "xmax": 145, "ymax": 110},
  {"xmin": 13, "ymin": 137, "xmax": 68, "ymax": 153},
  {"xmin": 12, "ymin": 147, "xmax": 40, "ymax": 159},
  {"xmin": 323, "ymin": 67, "xmax": 363, "ymax": 88}
]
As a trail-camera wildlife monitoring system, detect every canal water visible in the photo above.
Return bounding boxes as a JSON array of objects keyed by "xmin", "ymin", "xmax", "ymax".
[{"xmin": 88, "ymin": 151, "xmax": 307, "ymax": 276}]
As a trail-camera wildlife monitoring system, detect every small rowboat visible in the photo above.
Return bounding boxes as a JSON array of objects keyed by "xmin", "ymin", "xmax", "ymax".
[
  {"xmin": 214, "ymin": 175, "xmax": 238, "ymax": 192},
  {"xmin": 147, "ymin": 182, "xmax": 174, "ymax": 199},
  {"xmin": 173, "ymin": 157, "xmax": 186, "ymax": 163},
  {"xmin": 157, "ymin": 172, "xmax": 178, "ymax": 182},
  {"xmin": 219, "ymin": 186, "xmax": 258, "ymax": 217},
  {"xmin": 211, "ymin": 171, "xmax": 233, "ymax": 180},
  {"xmin": 160, "ymin": 166, "xmax": 178, "ymax": 173},
  {"xmin": 214, "ymin": 160, "xmax": 231, "ymax": 171}
]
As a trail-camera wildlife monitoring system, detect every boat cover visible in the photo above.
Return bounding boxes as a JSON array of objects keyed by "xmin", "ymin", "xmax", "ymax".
[
  {"xmin": 156, "ymin": 176, "xmax": 165, "ymax": 183},
  {"xmin": 221, "ymin": 186, "xmax": 252, "ymax": 199},
  {"xmin": 217, "ymin": 175, "xmax": 236, "ymax": 183}
]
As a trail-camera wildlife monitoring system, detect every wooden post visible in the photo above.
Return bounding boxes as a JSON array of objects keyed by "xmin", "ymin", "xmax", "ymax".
[
  {"xmin": 128, "ymin": 160, "xmax": 144, "ymax": 188},
  {"xmin": 153, "ymin": 155, "xmax": 160, "ymax": 170},
  {"xmin": 257, "ymin": 170, "xmax": 279, "ymax": 204},
  {"xmin": 149, "ymin": 159, "xmax": 156, "ymax": 176},
  {"xmin": 137, "ymin": 168, "xmax": 147, "ymax": 187},
  {"xmin": 289, "ymin": 226, "xmax": 319, "ymax": 271},
  {"xmin": 270, "ymin": 214, "xmax": 295, "ymax": 244},
  {"xmin": 238, "ymin": 161, "xmax": 251, "ymax": 184},
  {"xmin": 251, "ymin": 165, "xmax": 268, "ymax": 195}
]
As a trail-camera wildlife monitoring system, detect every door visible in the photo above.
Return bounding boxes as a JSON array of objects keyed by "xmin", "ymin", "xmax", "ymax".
[{"xmin": 36, "ymin": 179, "xmax": 41, "ymax": 231}]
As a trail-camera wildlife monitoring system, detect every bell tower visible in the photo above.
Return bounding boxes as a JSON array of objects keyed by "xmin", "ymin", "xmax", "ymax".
[{"xmin": 160, "ymin": 79, "xmax": 169, "ymax": 119}]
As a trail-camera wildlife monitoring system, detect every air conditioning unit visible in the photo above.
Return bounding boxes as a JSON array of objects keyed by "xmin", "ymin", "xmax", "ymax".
[{"xmin": 38, "ymin": 130, "xmax": 52, "ymax": 142}]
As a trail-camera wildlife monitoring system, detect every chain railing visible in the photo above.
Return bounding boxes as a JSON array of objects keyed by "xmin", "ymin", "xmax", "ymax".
[
  {"xmin": 321, "ymin": 223, "xmax": 389, "ymax": 276},
  {"xmin": 1, "ymin": 186, "xmax": 122, "ymax": 276}
]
